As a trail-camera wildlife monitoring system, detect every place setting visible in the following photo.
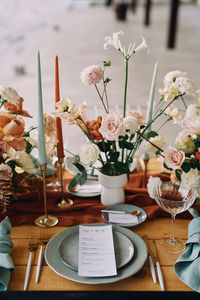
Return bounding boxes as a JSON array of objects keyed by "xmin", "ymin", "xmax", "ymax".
[{"xmin": 44, "ymin": 223, "xmax": 148, "ymax": 285}]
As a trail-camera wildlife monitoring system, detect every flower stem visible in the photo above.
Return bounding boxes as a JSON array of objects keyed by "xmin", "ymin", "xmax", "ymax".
[
  {"xmin": 123, "ymin": 59, "xmax": 128, "ymax": 118},
  {"xmin": 95, "ymin": 84, "xmax": 108, "ymax": 113},
  {"xmin": 181, "ymin": 95, "xmax": 187, "ymax": 109}
]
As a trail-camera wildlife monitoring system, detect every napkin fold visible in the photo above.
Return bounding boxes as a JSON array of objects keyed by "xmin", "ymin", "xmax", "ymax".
[
  {"xmin": 0, "ymin": 216, "xmax": 14, "ymax": 291},
  {"xmin": 174, "ymin": 208, "xmax": 200, "ymax": 293}
]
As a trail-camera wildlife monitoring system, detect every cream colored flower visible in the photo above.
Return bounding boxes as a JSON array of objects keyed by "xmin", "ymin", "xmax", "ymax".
[
  {"xmin": 0, "ymin": 85, "xmax": 20, "ymax": 104},
  {"xmin": 165, "ymin": 105, "xmax": 183, "ymax": 124},
  {"xmin": 175, "ymin": 77, "xmax": 196, "ymax": 95},
  {"xmin": 123, "ymin": 116, "xmax": 138, "ymax": 134},
  {"xmin": 143, "ymin": 135, "xmax": 165, "ymax": 155},
  {"xmin": 163, "ymin": 70, "xmax": 187, "ymax": 86},
  {"xmin": 79, "ymin": 143, "xmax": 100, "ymax": 166},
  {"xmin": 181, "ymin": 168, "xmax": 200, "ymax": 189},
  {"xmin": 4, "ymin": 148, "xmax": 35, "ymax": 174},
  {"xmin": 134, "ymin": 36, "xmax": 150, "ymax": 54},
  {"xmin": 44, "ymin": 113, "xmax": 56, "ymax": 137},
  {"xmin": 159, "ymin": 83, "xmax": 179, "ymax": 101}
]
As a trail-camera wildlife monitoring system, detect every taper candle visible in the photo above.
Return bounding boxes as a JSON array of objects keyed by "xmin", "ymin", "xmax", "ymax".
[
  {"xmin": 37, "ymin": 51, "xmax": 46, "ymax": 165},
  {"xmin": 55, "ymin": 55, "xmax": 64, "ymax": 158},
  {"xmin": 146, "ymin": 62, "xmax": 158, "ymax": 131}
]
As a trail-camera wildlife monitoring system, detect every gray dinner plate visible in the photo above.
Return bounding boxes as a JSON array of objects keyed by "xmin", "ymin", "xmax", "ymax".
[
  {"xmin": 66, "ymin": 180, "xmax": 101, "ymax": 198},
  {"xmin": 58, "ymin": 230, "xmax": 134, "ymax": 270},
  {"xmin": 45, "ymin": 223, "xmax": 147, "ymax": 284},
  {"xmin": 102, "ymin": 204, "xmax": 147, "ymax": 227}
]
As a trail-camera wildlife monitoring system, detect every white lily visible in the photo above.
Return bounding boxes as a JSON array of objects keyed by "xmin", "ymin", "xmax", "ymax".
[
  {"xmin": 104, "ymin": 31, "xmax": 124, "ymax": 51},
  {"xmin": 134, "ymin": 36, "xmax": 150, "ymax": 54},
  {"xmin": 55, "ymin": 97, "xmax": 72, "ymax": 113}
]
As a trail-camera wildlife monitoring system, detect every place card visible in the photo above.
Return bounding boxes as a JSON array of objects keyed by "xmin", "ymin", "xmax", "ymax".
[
  {"xmin": 108, "ymin": 213, "xmax": 138, "ymax": 224},
  {"xmin": 78, "ymin": 225, "xmax": 117, "ymax": 277}
]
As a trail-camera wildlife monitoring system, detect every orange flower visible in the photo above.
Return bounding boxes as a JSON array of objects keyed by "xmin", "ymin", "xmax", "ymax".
[
  {"xmin": 195, "ymin": 151, "xmax": 200, "ymax": 162},
  {"xmin": 86, "ymin": 116, "xmax": 103, "ymax": 140},
  {"xmin": 0, "ymin": 111, "xmax": 26, "ymax": 152},
  {"xmin": 4, "ymin": 97, "xmax": 32, "ymax": 118}
]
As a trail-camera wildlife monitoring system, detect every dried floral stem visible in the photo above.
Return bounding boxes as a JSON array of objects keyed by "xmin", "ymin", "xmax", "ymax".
[{"xmin": 95, "ymin": 84, "xmax": 108, "ymax": 113}]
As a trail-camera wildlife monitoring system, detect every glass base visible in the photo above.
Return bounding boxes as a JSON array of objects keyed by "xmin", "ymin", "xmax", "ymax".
[
  {"xmin": 158, "ymin": 238, "xmax": 186, "ymax": 254},
  {"xmin": 46, "ymin": 180, "xmax": 61, "ymax": 191}
]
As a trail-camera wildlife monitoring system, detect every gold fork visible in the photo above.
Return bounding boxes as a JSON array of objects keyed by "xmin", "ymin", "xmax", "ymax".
[
  {"xmin": 35, "ymin": 229, "xmax": 49, "ymax": 283},
  {"xmin": 24, "ymin": 236, "xmax": 38, "ymax": 290}
]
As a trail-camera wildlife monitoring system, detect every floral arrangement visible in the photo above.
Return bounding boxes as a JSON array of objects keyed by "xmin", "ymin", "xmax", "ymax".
[
  {"xmin": 54, "ymin": 31, "xmax": 198, "ymax": 190},
  {"xmin": 0, "ymin": 85, "xmax": 36, "ymax": 185}
]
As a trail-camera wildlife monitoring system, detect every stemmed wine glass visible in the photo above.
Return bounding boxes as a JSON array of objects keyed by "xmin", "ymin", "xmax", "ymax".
[{"xmin": 152, "ymin": 181, "xmax": 197, "ymax": 254}]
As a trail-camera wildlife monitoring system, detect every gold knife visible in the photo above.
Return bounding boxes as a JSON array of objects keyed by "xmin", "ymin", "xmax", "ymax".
[
  {"xmin": 143, "ymin": 235, "xmax": 156, "ymax": 284},
  {"xmin": 150, "ymin": 240, "xmax": 165, "ymax": 291}
]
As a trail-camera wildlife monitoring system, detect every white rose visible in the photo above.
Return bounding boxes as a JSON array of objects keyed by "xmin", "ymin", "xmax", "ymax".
[
  {"xmin": 0, "ymin": 85, "xmax": 20, "ymax": 104},
  {"xmin": 181, "ymin": 168, "xmax": 200, "ymax": 189},
  {"xmin": 123, "ymin": 116, "xmax": 138, "ymax": 134},
  {"xmin": 147, "ymin": 176, "xmax": 162, "ymax": 199},
  {"xmin": 79, "ymin": 143, "xmax": 100, "ymax": 166}
]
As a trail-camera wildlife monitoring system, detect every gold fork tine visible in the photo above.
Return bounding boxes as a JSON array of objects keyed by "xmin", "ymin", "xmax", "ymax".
[
  {"xmin": 24, "ymin": 236, "xmax": 38, "ymax": 290},
  {"xmin": 35, "ymin": 229, "xmax": 49, "ymax": 283}
]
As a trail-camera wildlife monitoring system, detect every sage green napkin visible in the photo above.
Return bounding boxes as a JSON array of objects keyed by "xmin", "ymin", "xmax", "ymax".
[
  {"xmin": 0, "ymin": 216, "xmax": 14, "ymax": 291},
  {"xmin": 174, "ymin": 208, "xmax": 200, "ymax": 293}
]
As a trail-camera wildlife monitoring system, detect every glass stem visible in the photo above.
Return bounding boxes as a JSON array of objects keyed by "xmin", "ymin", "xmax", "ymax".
[{"xmin": 170, "ymin": 213, "xmax": 176, "ymax": 243}]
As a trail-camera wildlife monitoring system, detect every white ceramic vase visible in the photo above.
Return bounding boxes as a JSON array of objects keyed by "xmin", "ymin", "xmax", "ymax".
[{"xmin": 98, "ymin": 173, "xmax": 128, "ymax": 206}]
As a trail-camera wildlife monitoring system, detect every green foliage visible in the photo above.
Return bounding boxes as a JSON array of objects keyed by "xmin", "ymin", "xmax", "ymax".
[
  {"xmin": 68, "ymin": 162, "xmax": 87, "ymax": 190},
  {"xmin": 97, "ymin": 141, "xmax": 110, "ymax": 152}
]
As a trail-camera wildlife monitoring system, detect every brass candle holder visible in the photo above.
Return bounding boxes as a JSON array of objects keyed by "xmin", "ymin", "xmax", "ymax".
[
  {"xmin": 57, "ymin": 157, "xmax": 73, "ymax": 208},
  {"xmin": 35, "ymin": 164, "xmax": 58, "ymax": 227}
]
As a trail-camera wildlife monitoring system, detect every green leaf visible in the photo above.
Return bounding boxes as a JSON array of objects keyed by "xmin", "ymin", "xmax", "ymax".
[
  {"xmin": 196, "ymin": 197, "xmax": 200, "ymax": 205},
  {"xmin": 119, "ymin": 140, "xmax": 134, "ymax": 150},
  {"xmin": 181, "ymin": 162, "xmax": 191, "ymax": 173},
  {"xmin": 68, "ymin": 173, "xmax": 81, "ymax": 190},
  {"xmin": 79, "ymin": 171, "xmax": 87, "ymax": 185},
  {"xmin": 129, "ymin": 133, "xmax": 135, "ymax": 141},
  {"xmin": 175, "ymin": 169, "xmax": 181, "ymax": 181},
  {"xmin": 0, "ymin": 98, "xmax": 7, "ymax": 108},
  {"xmin": 144, "ymin": 131, "xmax": 158, "ymax": 139},
  {"xmin": 100, "ymin": 163, "xmax": 112, "ymax": 174},
  {"xmin": 97, "ymin": 141, "xmax": 110, "ymax": 152},
  {"xmin": 109, "ymin": 152, "xmax": 120, "ymax": 162},
  {"xmin": 103, "ymin": 61, "xmax": 111, "ymax": 67},
  {"xmin": 104, "ymin": 77, "xmax": 112, "ymax": 84},
  {"xmin": 114, "ymin": 162, "xmax": 130, "ymax": 174},
  {"xmin": 25, "ymin": 141, "xmax": 34, "ymax": 154},
  {"xmin": 23, "ymin": 126, "xmax": 37, "ymax": 137},
  {"xmin": 73, "ymin": 162, "xmax": 86, "ymax": 173}
]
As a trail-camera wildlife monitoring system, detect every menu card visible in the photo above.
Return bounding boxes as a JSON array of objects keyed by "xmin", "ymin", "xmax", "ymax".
[
  {"xmin": 108, "ymin": 213, "xmax": 138, "ymax": 224},
  {"xmin": 78, "ymin": 225, "xmax": 117, "ymax": 277}
]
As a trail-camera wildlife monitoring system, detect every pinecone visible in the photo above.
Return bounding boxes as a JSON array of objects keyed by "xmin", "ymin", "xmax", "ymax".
[{"xmin": 0, "ymin": 169, "xmax": 16, "ymax": 212}]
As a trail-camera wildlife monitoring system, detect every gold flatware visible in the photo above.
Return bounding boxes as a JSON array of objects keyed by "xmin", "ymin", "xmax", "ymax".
[
  {"xmin": 143, "ymin": 235, "xmax": 156, "ymax": 283},
  {"xmin": 35, "ymin": 229, "xmax": 49, "ymax": 283},
  {"xmin": 24, "ymin": 237, "xmax": 38, "ymax": 290},
  {"xmin": 150, "ymin": 240, "xmax": 165, "ymax": 291},
  {"xmin": 101, "ymin": 209, "xmax": 141, "ymax": 216}
]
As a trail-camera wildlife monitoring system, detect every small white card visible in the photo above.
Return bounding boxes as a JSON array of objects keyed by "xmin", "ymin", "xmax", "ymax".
[
  {"xmin": 78, "ymin": 225, "xmax": 117, "ymax": 277},
  {"xmin": 108, "ymin": 213, "xmax": 138, "ymax": 224}
]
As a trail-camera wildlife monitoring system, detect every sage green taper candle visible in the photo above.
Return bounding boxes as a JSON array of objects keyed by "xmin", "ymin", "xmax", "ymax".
[
  {"xmin": 37, "ymin": 51, "xmax": 46, "ymax": 165},
  {"xmin": 146, "ymin": 62, "xmax": 158, "ymax": 131}
]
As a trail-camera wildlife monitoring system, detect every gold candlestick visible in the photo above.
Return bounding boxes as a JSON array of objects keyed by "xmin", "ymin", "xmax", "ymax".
[
  {"xmin": 57, "ymin": 157, "xmax": 73, "ymax": 208},
  {"xmin": 35, "ymin": 164, "xmax": 58, "ymax": 227}
]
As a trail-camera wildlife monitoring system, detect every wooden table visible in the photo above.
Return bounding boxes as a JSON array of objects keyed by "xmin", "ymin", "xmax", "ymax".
[{"xmin": 8, "ymin": 218, "xmax": 193, "ymax": 292}]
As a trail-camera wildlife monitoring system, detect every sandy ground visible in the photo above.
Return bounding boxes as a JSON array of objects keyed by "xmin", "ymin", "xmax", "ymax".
[{"xmin": 1, "ymin": 2, "xmax": 200, "ymax": 153}]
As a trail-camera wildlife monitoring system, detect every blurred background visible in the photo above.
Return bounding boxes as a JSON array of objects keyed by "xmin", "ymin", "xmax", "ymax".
[{"xmin": 0, "ymin": 0, "xmax": 200, "ymax": 153}]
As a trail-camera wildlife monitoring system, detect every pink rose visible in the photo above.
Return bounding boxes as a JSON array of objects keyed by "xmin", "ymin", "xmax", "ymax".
[
  {"xmin": 81, "ymin": 65, "xmax": 104, "ymax": 85},
  {"xmin": 99, "ymin": 112, "xmax": 125, "ymax": 141},
  {"xmin": 164, "ymin": 146, "xmax": 185, "ymax": 170}
]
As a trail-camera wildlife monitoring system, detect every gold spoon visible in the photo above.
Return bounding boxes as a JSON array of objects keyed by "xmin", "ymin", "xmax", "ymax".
[{"xmin": 101, "ymin": 209, "xmax": 141, "ymax": 216}]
